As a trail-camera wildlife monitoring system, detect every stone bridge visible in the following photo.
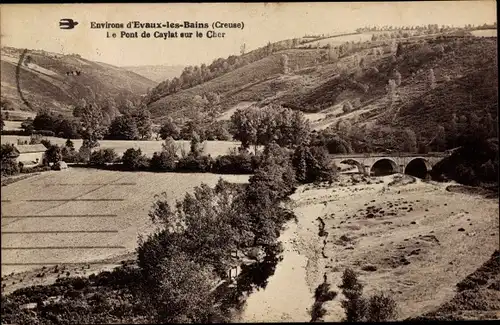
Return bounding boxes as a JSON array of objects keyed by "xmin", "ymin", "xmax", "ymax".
[{"xmin": 329, "ymin": 152, "xmax": 449, "ymax": 177}]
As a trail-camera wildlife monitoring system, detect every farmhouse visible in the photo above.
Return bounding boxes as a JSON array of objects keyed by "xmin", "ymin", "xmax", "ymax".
[{"xmin": 12, "ymin": 144, "xmax": 46, "ymax": 167}]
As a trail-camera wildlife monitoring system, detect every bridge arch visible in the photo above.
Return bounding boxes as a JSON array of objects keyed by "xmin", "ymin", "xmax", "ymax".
[
  {"xmin": 339, "ymin": 159, "xmax": 365, "ymax": 174},
  {"xmin": 404, "ymin": 157, "xmax": 431, "ymax": 179},
  {"xmin": 369, "ymin": 158, "xmax": 399, "ymax": 176}
]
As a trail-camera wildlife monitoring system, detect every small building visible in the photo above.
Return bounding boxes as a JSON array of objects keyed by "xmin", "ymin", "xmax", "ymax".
[{"xmin": 13, "ymin": 144, "xmax": 46, "ymax": 167}]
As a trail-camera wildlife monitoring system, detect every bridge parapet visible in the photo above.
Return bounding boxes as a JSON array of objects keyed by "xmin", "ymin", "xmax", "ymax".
[{"xmin": 329, "ymin": 152, "xmax": 449, "ymax": 159}]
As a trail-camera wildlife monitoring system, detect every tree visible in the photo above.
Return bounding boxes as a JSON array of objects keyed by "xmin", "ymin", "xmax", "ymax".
[
  {"xmin": 386, "ymin": 79, "xmax": 397, "ymax": 105},
  {"xmin": 33, "ymin": 110, "xmax": 55, "ymax": 131},
  {"xmin": 122, "ymin": 148, "xmax": 149, "ymax": 170},
  {"xmin": 101, "ymin": 98, "xmax": 120, "ymax": 125},
  {"xmin": 435, "ymin": 124, "xmax": 447, "ymax": 151},
  {"xmin": 65, "ymin": 139, "xmax": 75, "ymax": 149},
  {"xmin": 45, "ymin": 145, "xmax": 62, "ymax": 165},
  {"xmin": 0, "ymin": 114, "xmax": 3, "ymax": 131},
  {"xmin": 73, "ymin": 98, "xmax": 87, "ymax": 118},
  {"xmin": 394, "ymin": 70, "xmax": 402, "ymax": 86},
  {"xmin": 339, "ymin": 268, "xmax": 367, "ymax": 322},
  {"xmin": 1, "ymin": 144, "xmax": 19, "ymax": 176},
  {"xmin": 55, "ymin": 118, "xmax": 81, "ymax": 139},
  {"xmin": 150, "ymin": 137, "xmax": 178, "ymax": 171},
  {"xmin": 292, "ymin": 144, "xmax": 337, "ymax": 184},
  {"xmin": 429, "ymin": 68, "xmax": 436, "ymax": 89},
  {"xmin": 189, "ymin": 131, "xmax": 203, "ymax": 157},
  {"xmin": 145, "ymin": 252, "xmax": 219, "ymax": 323},
  {"xmin": 107, "ymin": 115, "xmax": 139, "ymax": 140},
  {"xmin": 343, "ymin": 101, "xmax": 354, "ymax": 114},
  {"xmin": 336, "ymin": 119, "xmax": 352, "ymax": 136},
  {"xmin": 133, "ymin": 106, "xmax": 152, "ymax": 140},
  {"xmin": 230, "ymin": 108, "xmax": 258, "ymax": 149},
  {"xmin": 21, "ymin": 118, "xmax": 34, "ymax": 134},
  {"xmin": 159, "ymin": 118, "xmax": 181, "ymax": 140},
  {"xmin": 80, "ymin": 103, "xmax": 104, "ymax": 152},
  {"xmin": 281, "ymin": 54, "xmax": 289, "ymax": 74},
  {"xmin": 89, "ymin": 148, "xmax": 118, "ymax": 166},
  {"xmin": 396, "ymin": 42, "xmax": 403, "ymax": 57},
  {"xmin": 402, "ymin": 128, "xmax": 417, "ymax": 152}
]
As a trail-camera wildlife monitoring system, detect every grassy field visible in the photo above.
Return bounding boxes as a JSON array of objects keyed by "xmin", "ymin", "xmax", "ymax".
[
  {"xmin": 2, "ymin": 121, "xmax": 23, "ymax": 131},
  {"xmin": 1, "ymin": 110, "xmax": 36, "ymax": 121},
  {"xmin": 1, "ymin": 169, "xmax": 249, "ymax": 277},
  {"xmin": 470, "ymin": 29, "xmax": 497, "ymax": 37},
  {"xmin": 1, "ymin": 136, "xmax": 243, "ymax": 158}
]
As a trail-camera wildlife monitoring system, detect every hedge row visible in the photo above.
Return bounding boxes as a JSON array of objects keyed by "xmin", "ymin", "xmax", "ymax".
[{"xmin": 89, "ymin": 148, "xmax": 261, "ymax": 174}]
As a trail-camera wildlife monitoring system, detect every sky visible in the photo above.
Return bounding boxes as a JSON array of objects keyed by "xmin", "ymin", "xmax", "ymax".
[{"xmin": 1, "ymin": 1, "xmax": 496, "ymax": 67}]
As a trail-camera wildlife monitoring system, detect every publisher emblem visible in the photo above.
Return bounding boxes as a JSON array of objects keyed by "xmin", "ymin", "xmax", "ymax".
[{"xmin": 59, "ymin": 18, "xmax": 79, "ymax": 30}]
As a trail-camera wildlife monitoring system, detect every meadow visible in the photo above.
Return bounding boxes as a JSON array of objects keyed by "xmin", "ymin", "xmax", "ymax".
[{"xmin": 1, "ymin": 169, "xmax": 249, "ymax": 277}]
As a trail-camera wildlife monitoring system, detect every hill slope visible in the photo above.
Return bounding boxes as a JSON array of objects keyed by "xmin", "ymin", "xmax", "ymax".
[
  {"xmin": 122, "ymin": 65, "xmax": 184, "ymax": 83},
  {"xmin": 1, "ymin": 47, "xmax": 156, "ymax": 114},
  {"xmin": 145, "ymin": 32, "xmax": 497, "ymax": 150}
]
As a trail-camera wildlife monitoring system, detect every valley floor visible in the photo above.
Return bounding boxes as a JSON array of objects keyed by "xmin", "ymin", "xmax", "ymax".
[
  {"xmin": 2, "ymin": 172, "xmax": 498, "ymax": 321},
  {"xmin": 242, "ymin": 174, "xmax": 499, "ymax": 321}
]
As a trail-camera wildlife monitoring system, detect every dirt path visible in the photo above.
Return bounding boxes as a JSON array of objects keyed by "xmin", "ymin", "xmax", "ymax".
[{"xmin": 289, "ymin": 174, "xmax": 499, "ymax": 320}]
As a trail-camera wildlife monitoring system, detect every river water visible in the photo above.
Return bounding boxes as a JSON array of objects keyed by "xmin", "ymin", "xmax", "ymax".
[{"xmin": 238, "ymin": 220, "xmax": 314, "ymax": 322}]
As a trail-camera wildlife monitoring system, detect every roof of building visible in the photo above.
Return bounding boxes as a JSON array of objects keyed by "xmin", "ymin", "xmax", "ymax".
[{"xmin": 14, "ymin": 144, "xmax": 47, "ymax": 154}]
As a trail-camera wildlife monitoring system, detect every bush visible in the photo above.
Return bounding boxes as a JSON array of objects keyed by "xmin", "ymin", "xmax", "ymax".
[
  {"xmin": 366, "ymin": 292, "xmax": 397, "ymax": 322},
  {"xmin": 176, "ymin": 155, "xmax": 214, "ymax": 173},
  {"xmin": 121, "ymin": 148, "xmax": 149, "ymax": 170},
  {"xmin": 61, "ymin": 147, "xmax": 84, "ymax": 163},
  {"xmin": 150, "ymin": 151, "xmax": 177, "ymax": 171},
  {"xmin": 1, "ymin": 159, "xmax": 19, "ymax": 176},
  {"xmin": 89, "ymin": 149, "xmax": 118, "ymax": 166},
  {"xmin": 1, "ymin": 130, "xmax": 29, "ymax": 136},
  {"xmin": 19, "ymin": 165, "xmax": 51, "ymax": 174},
  {"xmin": 45, "ymin": 145, "xmax": 62, "ymax": 165},
  {"xmin": 212, "ymin": 153, "xmax": 260, "ymax": 174}
]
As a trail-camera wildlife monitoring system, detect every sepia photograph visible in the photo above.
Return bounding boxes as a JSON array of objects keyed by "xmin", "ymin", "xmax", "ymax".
[{"xmin": 0, "ymin": 1, "xmax": 498, "ymax": 323}]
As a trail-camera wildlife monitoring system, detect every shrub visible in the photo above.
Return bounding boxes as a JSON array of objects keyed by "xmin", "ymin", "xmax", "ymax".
[
  {"xmin": 45, "ymin": 145, "xmax": 62, "ymax": 165},
  {"xmin": 212, "ymin": 153, "xmax": 260, "ymax": 174},
  {"xmin": 1, "ymin": 158, "xmax": 19, "ymax": 176},
  {"xmin": 339, "ymin": 268, "xmax": 367, "ymax": 322},
  {"xmin": 89, "ymin": 149, "xmax": 118, "ymax": 166},
  {"xmin": 176, "ymin": 155, "xmax": 214, "ymax": 173},
  {"xmin": 150, "ymin": 151, "xmax": 177, "ymax": 171},
  {"xmin": 1, "ymin": 130, "xmax": 29, "ymax": 136},
  {"xmin": 19, "ymin": 165, "xmax": 51, "ymax": 174},
  {"xmin": 366, "ymin": 292, "xmax": 397, "ymax": 322},
  {"xmin": 121, "ymin": 148, "xmax": 149, "ymax": 170}
]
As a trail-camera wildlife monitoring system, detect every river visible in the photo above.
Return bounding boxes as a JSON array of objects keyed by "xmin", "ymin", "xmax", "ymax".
[{"xmin": 238, "ymin": 219, "xmax": 314, "ymax": 322}]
